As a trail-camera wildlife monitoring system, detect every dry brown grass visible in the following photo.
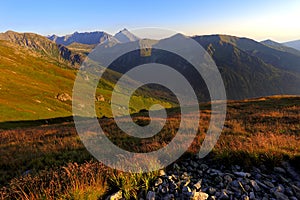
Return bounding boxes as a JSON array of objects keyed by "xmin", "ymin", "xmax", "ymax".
[
  {"xmin": 0, "ymin": 95, "xmax": 299, "ymax": 199},
  {"xmin": 0, "ymin": 162, "xmax": 109, "ymax": 200},
  {"xmin": 208, "ymin": 96, "xmax": 300, "ymax": 167},
  {"xmin": 0, "ymin": 123, "xmax": 91, "ymax": 185}
]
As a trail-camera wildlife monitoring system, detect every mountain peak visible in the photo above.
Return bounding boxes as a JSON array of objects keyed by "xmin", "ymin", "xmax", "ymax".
[
  {"xmin": 4, "ymin": 30, "xmax": 18, "ymax": 34},
  {"xmin": 262, "ymin": 39, "xmax": 275, "ymax": 43},
  {"xmin": 261, "ymin": 39, "xmax": 279, "ymax": 45},
  {"xmin": 113, "ymin": 28, "xmax": 139, "ymax": 43},
  {"xmin": 119, "ymin": 28, "xmax": 128, "ymax": 32}
]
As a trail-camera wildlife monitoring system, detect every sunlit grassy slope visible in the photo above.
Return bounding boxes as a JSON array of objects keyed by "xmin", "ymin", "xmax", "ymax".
[
  {"xmin": 0, "ymin": 40, "xmax": 172, "ymax": 122},
  {"xmin": 0, "ymin": 40, "xmax": 76, "ymax": 121}
]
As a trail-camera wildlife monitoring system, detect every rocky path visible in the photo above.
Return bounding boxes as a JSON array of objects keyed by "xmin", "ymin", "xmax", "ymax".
[{"xmin": 143, "ymin": 157, "xmax": 300, "ymax": 200}]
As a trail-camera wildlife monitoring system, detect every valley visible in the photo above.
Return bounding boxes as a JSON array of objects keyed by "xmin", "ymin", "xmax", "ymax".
[
  {"xmin": 0, "ymin": 29, "xmax": 300, "ymax": 199},
  {"xmin": 1, "ymin": 30, "xmax": 300, "ymax": 123}
]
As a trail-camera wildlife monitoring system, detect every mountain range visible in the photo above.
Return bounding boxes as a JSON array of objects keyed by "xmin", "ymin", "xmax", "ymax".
[
  {"xmin": 47, "ymin": 28, "xmax": 139, "ymax": 46},
  {"xmin": 193, "ymin": 35, "xmax": 300, "ymax": 99},
  {"xmin": 261, "ymin": 39, "xmax": 300, "ymax": 57},
  {"xmin": 0, "ymin": 29, "xmax": 300, "ymax": 121}
]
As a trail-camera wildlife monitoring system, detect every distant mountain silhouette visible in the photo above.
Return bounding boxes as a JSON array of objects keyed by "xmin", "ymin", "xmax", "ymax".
[
  {"xmin": 47, "ymin": 29, "xmax": 139, "ymax": 46},
  {"xmin": 48, "ymin": 31, "xmax": 111, "ymax": 46},
  {"xmin": 261, "ymin": 39, "xmax": 300, "ymax": 57},
  {"xmin": 283, "ymin": 39, "xmax": 300, "ymax": 51}
]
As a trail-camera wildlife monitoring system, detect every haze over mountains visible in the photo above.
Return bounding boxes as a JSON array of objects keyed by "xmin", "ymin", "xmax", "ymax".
[
  {"xmin": 283, "ymin": 39, "xmax": 300, "ymax": 51},
  {"xmin": 0, "ymin": 28, "xmax": 300, "ymax": 121},
  {"xmin": 261, "ymin": 39, "xmax": 300, "ymax": 57}
]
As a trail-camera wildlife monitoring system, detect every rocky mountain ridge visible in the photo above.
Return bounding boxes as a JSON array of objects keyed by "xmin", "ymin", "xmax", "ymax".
[
  {"xmin": 47, "ymin": 28, "xmax": 139, "ymax": 46},
  {"xmin": 0, "ymin": 30, "xmax": 83, "ymax": 66}
]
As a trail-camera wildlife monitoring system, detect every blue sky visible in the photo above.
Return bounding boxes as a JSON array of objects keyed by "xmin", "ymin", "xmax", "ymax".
[{"xmin": 1, "ymin": 0, "xmax": 299, "ymax": 42}]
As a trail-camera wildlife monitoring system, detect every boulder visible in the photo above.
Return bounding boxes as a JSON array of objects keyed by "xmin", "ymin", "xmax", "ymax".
[
  {"xmin": 56, "ymin": 93, "xmax": 71, "ymax": 101},
  {"xmin": 96, "ymin": 94, "xmax": 105, "ymax": 101},
  {"xmin": 192, "ymin": 191, "xmax": 209, "ymax": 200}
]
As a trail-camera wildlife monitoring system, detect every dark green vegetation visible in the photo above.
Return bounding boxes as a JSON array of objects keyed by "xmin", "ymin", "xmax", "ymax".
[
  {"xmin": 193, "ymin": 35, "xmax": 300, "ymax": 99},
  {"xmin": 0, "ymin": 96, "xmax": 299, "ymax": 199},
  {"xmin": 194, "ymin": 34, "xmax": 300, "ymax": 73}
]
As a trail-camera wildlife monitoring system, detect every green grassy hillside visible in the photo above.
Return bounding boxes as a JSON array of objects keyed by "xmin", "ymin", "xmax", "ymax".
[
  {"xmin": 0, "ymin": 39, "xmax": 172, "ymax": 122},
  {"xmin": 0, "ymin": 40, "xmax": 76, "ymax": 121},
  {"xmin": 0, "ymin": 31, "xmax": 83, "ymax": 66}
]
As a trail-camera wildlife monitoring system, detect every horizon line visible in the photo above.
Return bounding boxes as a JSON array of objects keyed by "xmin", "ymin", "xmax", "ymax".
[{"xmin": 0, "ymin": 28, "xmax": 298, "ymax": 43}]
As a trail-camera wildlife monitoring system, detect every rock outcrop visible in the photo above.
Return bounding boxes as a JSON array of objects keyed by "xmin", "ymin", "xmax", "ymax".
[
  {"xmin": 145, "ymin": 156, "xmax": 300, "ymax": 200},
  {"xmin": 56, "ymin": 93, "xmax": 72, "ymax": 102}
]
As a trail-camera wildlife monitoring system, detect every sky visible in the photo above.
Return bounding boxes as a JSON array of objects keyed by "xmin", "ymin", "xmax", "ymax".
[{"xmin": 1, "ymin": 0, "xmax": 299, "ymax": 42}]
